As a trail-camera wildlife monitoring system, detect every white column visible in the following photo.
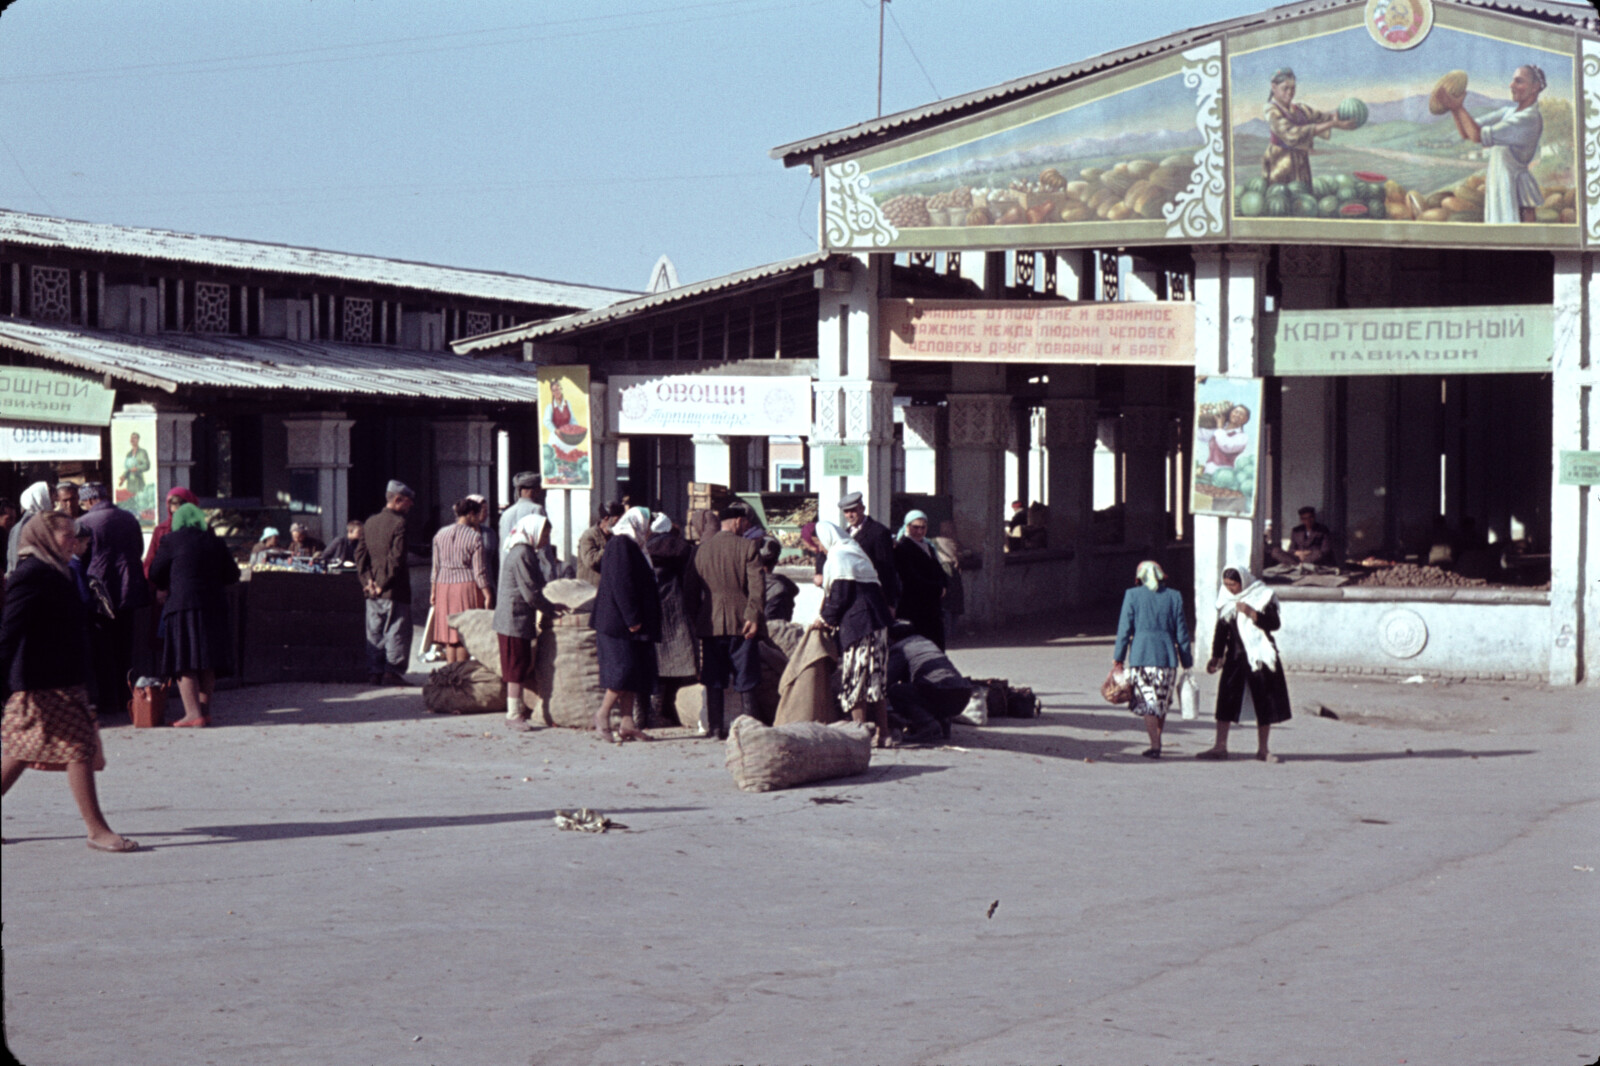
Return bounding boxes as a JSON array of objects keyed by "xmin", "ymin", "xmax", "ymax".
[
  {"xmin": 900, "ymin": 404, "xmax": 941, "ymax": 494},
  {"xmin": 432, "ymin": 416, "xmax": 495, "ymax": 529},
  {"xmin": 1585, "ymin": 258, "xmax": 1600, "ymax": 686},
  {"xmin": 947, "ymin": 393, "xmax": 1011, "ymax": 630},
  {"xmin": 810, "ymin": 253, "xmax": 894, "ymax": 520},
  {"xmin": 692, "ymin": 434, "xmax": 733, "ymax": 485},
  {"xmin": 282, "ymin": 413, "xmax": 355, "ymax": 539},
  {"xmin": 1549, "ymin": 252, "xmax": 1591, "ymax": 685}
]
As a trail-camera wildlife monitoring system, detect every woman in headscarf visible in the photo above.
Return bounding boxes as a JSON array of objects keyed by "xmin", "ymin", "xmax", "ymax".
[
  {"xmin": 1199, "ymin": 564, "xmax": 1292, "ymax": 762},
  {"xmin": 646, "ymin": 511, "xmax": 697, "ymax": 728},
  {"xmin": 429, "ymin": 498, "xmax": 492, "ymax": 664},
  {"xmin": 142, "ymin": 486, "xmax": 200, "ymax": 578},
  {"xmin": 893, "ymin": 509, "xmax": 949, "ymax": 649},
  {"xmin": 149, "ymin": 503, "xmax": 241, "ymax": 727},
  {"xmin": 0, "ymin": 511, "xmax": 138, "ymax": 852},
  {"xmin": 591, "ymin": 506, "xmax": 660, "ymax": 742},
  {"xmin": 5, "ymin": 481, "xmax": 54, "ymax": 576},
  {"xmin": 494, "ymin": 512, "xmax": 554, "ymax": 733},
  {"xmin": 1112, "ymin": 560, "xmax": 1193, "ymax": 758},
  {"xmin": 811, "ymin": 521, "xmax": 894, "ymax": 747}
]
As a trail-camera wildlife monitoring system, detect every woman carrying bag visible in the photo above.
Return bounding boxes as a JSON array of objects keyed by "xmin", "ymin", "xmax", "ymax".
[
  {"xmin": 1112, "ymin": 560, "xmax": 1193, "ymax": 759},
  {"xmin": 1198, "ymin": 565, "xmax": 1292, "ymax": 762}
]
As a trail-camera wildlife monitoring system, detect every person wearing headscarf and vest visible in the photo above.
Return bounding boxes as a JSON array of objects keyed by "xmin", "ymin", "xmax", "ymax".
[
  {"xmin": 494, "ymin": 512, "xmax": 555, "ymax": 732},
  {"xmin": 1112, "ymin": 560, "xmax": 1194, "ymax": 758},
  {"xmin": 1, "ymin": 511, "xmax": 139, "ymax": 852},
  {"xmin": 813, "ymin": 521, "xmax": 894, "ymax": 747},
  {"xmin": 5, "ymin": 482, "xmax": 54, "ymax": 577},
  {"xmin": 645, "ymin": 511, "xmax": 697, "ymax": 728},
  {"xmin": 149, "ymin": 503, "xmax": 241, "ymax": 727},
  {"xmin": 1199, "ymin": 564, "xmax": 1292, "ymax": 762},
  {"xmin": 893, "ymin": 509, "xmax": 949, "ymax": 649},
  {"xmin": 591, "ymin": 507, "xmax": 660, "ymax": 742}
]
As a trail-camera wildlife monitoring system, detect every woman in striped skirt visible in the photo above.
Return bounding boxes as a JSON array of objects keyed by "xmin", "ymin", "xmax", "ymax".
[{"xmin": 430, "ymin": 498, "xmax": 493, "ymax": 664}]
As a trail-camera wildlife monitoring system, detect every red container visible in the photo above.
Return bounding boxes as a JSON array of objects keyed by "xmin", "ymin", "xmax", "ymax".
[{"xmin": 129, "ymin": 684, "xmax": 168, "ymax": 728}]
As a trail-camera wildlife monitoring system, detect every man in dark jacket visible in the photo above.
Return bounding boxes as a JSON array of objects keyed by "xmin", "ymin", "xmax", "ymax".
[
  {"xmin": 78, "ymin": 482, "xmax": 151, "ymax": 713},
  {"xmin": 686, "ymin": 502, "xmax": 766, "ymax": 739},
  {"xmin": 886, "ymin": 620, "xmax": 972, "ymax": 743},
  {"xmin": 840, "ymin": 491, "xmax": 900, "ymax": 612},
  {"xmin": 355, "ymin": 481, "xmax": 415, "ymax": 686}
]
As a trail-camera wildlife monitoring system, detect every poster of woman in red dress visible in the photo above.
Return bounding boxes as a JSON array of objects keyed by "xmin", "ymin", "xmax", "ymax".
[{"xmin": 537, "ymin": 366, "xmax": 591, "ymax": 490}]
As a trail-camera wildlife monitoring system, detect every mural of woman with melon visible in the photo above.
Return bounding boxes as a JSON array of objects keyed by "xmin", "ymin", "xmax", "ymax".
[{"xmin": 1440, "ymin": 64, "xmax": 1546, "ymax": 224}]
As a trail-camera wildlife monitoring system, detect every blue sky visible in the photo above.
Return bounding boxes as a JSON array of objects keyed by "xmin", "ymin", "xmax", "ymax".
[{"xmin": 2, "ymin": 0, "xmax": 1570, "ymax": 292}]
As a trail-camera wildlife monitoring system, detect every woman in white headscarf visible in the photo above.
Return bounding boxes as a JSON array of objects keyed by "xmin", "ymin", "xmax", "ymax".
[
  {"xmin": 645, "ymin": 511, "xmax": 697, "ymax": 727},
  {"xmin": 893, "ymin": 509, "xmax": 949, "ymax": 649},
  {"xmin": 5, "ymin": 482, "xmax": 54, "ymax": 576},
  {"xmin": 592, "ymin": 507, "xmax": 660, "ymax": 742},
  {"xmin": 1112, "ymin": 560, "xmax": 1193, "ymax": 758},
  {"xmin": 494, "ymin": 513, "xmax": 554, "ymax": 732},
  {"xmin": 1198, "ymin": 564, "xmax": 1292, "ymax": 762},
  {"xmin": 812, "ymin": 521, "xmax": 894, "ymax": 746}
]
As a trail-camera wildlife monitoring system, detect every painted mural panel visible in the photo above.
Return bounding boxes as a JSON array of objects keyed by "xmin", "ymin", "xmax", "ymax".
[
  {"xmin": 1228, "ymin": 3, "xmax": 1581, "ymax": 247},
  {"xmin": 1191, "ymin": 377, "xmax": 1263, "ymax": 519},
  {"xmin": 823, "ymin": 44, "xmax": 1226, "ymax": 251}
]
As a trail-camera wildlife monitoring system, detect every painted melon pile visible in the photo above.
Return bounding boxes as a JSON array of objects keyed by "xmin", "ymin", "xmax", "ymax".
[
  {"xmin": 1235, "ymin": 169, "xmax": 1580, "ymax": 224},
  {"xmin": 877, "ymin": 154, "xmax": 1195, "ymax": 228}
]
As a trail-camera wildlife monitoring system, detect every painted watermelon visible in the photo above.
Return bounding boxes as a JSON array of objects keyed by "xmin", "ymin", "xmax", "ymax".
[
  {"xmin": 1286, "ymin": 179, "xmax": 1310, "ymax": 197},
  {"xmin": 1209, "ymin": 469, "xmax": 1238, "ymax": 490},
  {"xmin": 1353, "ymin": 170, "xmax": 1387, "ymax": 183},
  {"xmin": 1265, "ymin": 190, "xmax": 1291, "ymax": 217},
  {"xmin": 1318, "ymin": 194, "xmax": 1342, "ymax": 218},
  {"xmin": 1245, "ymin": 176, "xmax": 1267, "ymax": 194},
  {"xmin": 1340, "ymin": 202, "xmax": 1370, "ymax": 217},
  {"xmin": 1338, "ymin": 97, "xmax": 1369, "ymax": 128},
  {"xmin": 1367, "ymin": 199, "xmax": 1387, "ymax": 219},
  {"xmin": 1236, "ymin": 190, "xmax": 1265, "ymax": 217},
  {"xmin": 1312, "ymin": 175, "xmax": 1338, "ymax": 198},
  {"xmin": 1294, "ymin": 193, "xmax": 1320, "ymax": 217}
]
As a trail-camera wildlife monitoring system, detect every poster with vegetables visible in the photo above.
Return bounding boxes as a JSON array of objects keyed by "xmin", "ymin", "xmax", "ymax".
[
  {"xmin": 822, "ymin": 44, "xmax": 1227, "ymax": 251},
  {"xmin": 537, "ymin": 365, "xmax": 591, "ymax": 490},
  {"xmin": 1191, "ymin": 377, "xmax": 1263, "ymax": 519},
  {"xmin": 1228, "ymin": 2, "xmax": 1578, "ymax": 247}
]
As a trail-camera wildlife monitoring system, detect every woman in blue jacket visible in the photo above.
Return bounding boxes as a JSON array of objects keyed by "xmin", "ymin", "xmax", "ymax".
[{"xmin": 1112, "ymin": 560, "xmax": 1193, "ymax": 758}]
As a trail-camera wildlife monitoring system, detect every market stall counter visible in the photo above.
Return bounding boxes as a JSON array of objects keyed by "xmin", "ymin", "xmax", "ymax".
[{"xmin": 238, "ymin": 568, "xmax": 369, "ymax": 684}]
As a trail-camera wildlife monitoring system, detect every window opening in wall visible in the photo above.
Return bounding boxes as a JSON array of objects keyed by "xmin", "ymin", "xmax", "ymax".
[
  {"xmin": 837, "ymin": 305, "xmax": 849, "ymax": 378},
  {"xmin": 193, "ymin": 282, "xmax": 230, "ymax": 333},
  {"xmin": 215, "ymin": 429, "xmax": 234, "ymax": 498}
]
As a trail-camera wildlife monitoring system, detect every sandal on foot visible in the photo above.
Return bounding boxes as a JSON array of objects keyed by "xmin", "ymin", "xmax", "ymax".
[
  {"xmin": 87, "ymin": 837, "xmax": 139, "ymax": 853},
  {"xmin": 1195, "ymin": 749, "xmax": 1229, "ymax": 760},
  {"xmin": 172, "ymin": 717, "xmax": 208, "ymax": 728},
  {"xmin": 1140, "ymin": 748, "xmax": 1161, "ymax": 759},
  {"xmin": 1256, "ymin": 752, "xmax": 1281, "ymax": 763}
]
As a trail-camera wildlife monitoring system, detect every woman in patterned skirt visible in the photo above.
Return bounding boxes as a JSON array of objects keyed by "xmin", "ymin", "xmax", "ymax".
[
  {"xmin": 812, "ymin": 521, "xmax": 894, "ymax": 747},
  {"xmin": 1112, "ymin": 560, "xmax": 1194, "ymax": 759},
  {"xmin": 430, "ymin": 498, "xmax": 493, "ymax": 664},
  {"xmin": 0, "ymin": 512, "xmax": 138, "ymax": 852}
]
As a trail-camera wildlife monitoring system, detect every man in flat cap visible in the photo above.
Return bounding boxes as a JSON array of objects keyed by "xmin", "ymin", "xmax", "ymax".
[
  {"xmin": 355, "ymin": 480, "xmax": 416, "ymax": 686},
  {"xmin": 839, "ymin": 491, "xmax": 900, "ymax": 612},
  {"xmin": 497, "ymin": 471, "xmax": 545, "ymax": 553},
  {"xmin": 686, "ymin": 500, "xmax": 766, "ymax": 739}
]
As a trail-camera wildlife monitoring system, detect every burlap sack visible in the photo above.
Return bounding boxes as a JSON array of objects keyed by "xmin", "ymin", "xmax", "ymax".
[
  {"xmin": 423, "ymin": 659, "xmax": 505, "ymax": 714},
  {"xmin": 534, "ymin": 613, "xmax": 605, "ymax": 727},
  {"xmin": 674, "ymin": 684, "xmax": 705, "ymax": 729},
  {"xmin": 449, "ymin": 609, "xmax": 500, "ymax": 675},
  {"xmin": 543, "ymin": 578, "xmax": 598, "ymax": 613},
  {"xmin": 766, "ymin": 620, "xmax": 805, "ymax": 661},
  {"xmin": 724, "ymin": 716, "xmax": 874, "ymax": 792}
]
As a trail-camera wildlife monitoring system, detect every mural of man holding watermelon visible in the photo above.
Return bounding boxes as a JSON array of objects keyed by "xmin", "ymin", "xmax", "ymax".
[{"xmin": 1260, "ymin": 68, "xmax": 1361, "ymax": 188}]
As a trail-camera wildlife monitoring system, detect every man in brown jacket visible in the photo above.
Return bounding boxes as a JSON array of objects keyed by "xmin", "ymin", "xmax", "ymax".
[
  {"xmin": 355, "ymin": 480, "xmax": 415, "ymax": 685},
  {"xmin": 687, "ymin": 502, "xmax": 765, "ymax": 739}
]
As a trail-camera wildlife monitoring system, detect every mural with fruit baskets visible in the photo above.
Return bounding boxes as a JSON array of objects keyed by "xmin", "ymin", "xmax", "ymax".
[
  {"xmin": 1228, "ymin": 10, "xmax": 1579, "ymax": 246},
  {"xmin": 1191, "ymin": 377, "xmax": 1264, "ymax": 519}
]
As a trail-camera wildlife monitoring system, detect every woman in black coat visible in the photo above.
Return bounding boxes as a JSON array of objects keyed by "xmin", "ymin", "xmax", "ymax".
[
  {"xmin": 1198, "ymin": 565, "xmax": 1292, "ymax": 762},
  {"xmin": 892, "ymin": 510, "xmax": 949, "ymax": 649},
  {"xmin": 591, "ymin": 507, "xmax": 661, "ymax": 743},
  {"xmin": 149, "ymin": 504, "xmax": 240, "ymax": 728},
  {"xmin": 0, "ymin": 511, "xmax": 138, "ymax": 852}
]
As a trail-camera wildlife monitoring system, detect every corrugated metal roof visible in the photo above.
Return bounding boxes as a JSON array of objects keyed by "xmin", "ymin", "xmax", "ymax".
[
  {"xmin": 771, "ymin": 0, "xmax": 1598, "ymax": 165},
  {"xmin": 0, "ymin": 209, "xmax": 636, "ymax": 311},
  {"xmin": 0, "ymin": 319, "xmax": 543, "ymax": 402},
  {"xmin": 453, "ymin": 251, "xmax": 836, "ymax": 354}
]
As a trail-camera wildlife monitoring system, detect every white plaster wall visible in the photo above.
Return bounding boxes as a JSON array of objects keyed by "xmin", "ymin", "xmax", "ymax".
[{"xmin": 1275, "ymin": 596, "xmax": 1550, "ymax": 679}]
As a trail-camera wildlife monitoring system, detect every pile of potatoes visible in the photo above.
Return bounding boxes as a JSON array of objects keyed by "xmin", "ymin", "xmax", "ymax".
[{"xmin": 1383, "ymin": 173, "xmax": 1578, "ymax": 224}]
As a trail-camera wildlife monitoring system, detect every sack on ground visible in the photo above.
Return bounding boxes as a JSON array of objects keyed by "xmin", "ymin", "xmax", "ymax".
[
  {"xmin": 448, "ymin": 609, "xmax": 500, "ymax": 675},
  {"xmin": 674, "ymin": 683, "xmax": 706, "ymax": 730},
  {"xmin": 725, "ymin": 716, "xmax": 874, "ymax": 792},
  {"xmin": 534, "ymin": 614, "xmax": 605, "ymax": 727},
  {"xmin": 423, "ymin": 659, "xmax": 505, "ymax": 714},
  {"xmin": 1004, "ymin": 684, "xmax": 1041, "ymax": 718}
]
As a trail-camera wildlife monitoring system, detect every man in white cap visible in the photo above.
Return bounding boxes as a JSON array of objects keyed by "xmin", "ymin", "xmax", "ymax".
[
  {"xmin": 355, "ymin": 480, "xmax": 416, "ymax": 686},
  {"xmin": 838, "ymin": 491, "xmax": 900, "ymax": 612}
]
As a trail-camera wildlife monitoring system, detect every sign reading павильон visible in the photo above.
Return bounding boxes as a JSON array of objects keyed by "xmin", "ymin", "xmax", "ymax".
[
  {"xmin": 0, "ymin": 366, "xmax": 117, "ymax": 426},
  {"xmin": 1266, "ymin": 305, "xmax": 1554, "ymax": 375}
]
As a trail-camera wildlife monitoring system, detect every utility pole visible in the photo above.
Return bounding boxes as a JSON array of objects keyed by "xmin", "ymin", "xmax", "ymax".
[{"xmin": 877, "ymin": 0, "xmax": 889, "ymax": 117}]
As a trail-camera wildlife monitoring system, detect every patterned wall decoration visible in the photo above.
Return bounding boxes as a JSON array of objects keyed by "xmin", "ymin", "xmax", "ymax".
[
  {"xmin": 1583, "ymin": 38, "xmax": 1600, "ymax": 246},
  {"xmin": 343, "ymin": 297, "xmax": 374, "ymax": 344},
  {"xmin": 29, "ymin": 266, "xmax": 71, "ymax": 323},
  {"xmin": 1042, "ymin": 399, "xmax": 1098, "ymax": 448},
  {"xmin": 946, "ymin": 394, "xmax": 1011, "ymax": 449},
  {"xmin": 193, "ymin": 282, "xmax": 231, "ymax": 333},
  {"xmin": 464, "ymin": 311, "xmax": 492, "ymax": 337}
]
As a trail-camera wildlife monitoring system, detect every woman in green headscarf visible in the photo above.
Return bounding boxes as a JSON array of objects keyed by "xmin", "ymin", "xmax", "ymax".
[
  {"xmin": 149, "ymin": 504, "xmax": 240, "ymax": 727},
  {"xmin": 1111, "ymin": 560, "xmax": 1194, "ymax": 758}
]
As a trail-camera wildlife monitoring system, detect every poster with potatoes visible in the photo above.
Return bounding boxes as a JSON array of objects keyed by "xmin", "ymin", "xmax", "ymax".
[
  {"xmin": 1191, "ymin": 377, "xmax": 1263, "ymax": 519},
  {"xmin": 1228, "ymin": 1, "xmax": 1578, "ymax": 247}
]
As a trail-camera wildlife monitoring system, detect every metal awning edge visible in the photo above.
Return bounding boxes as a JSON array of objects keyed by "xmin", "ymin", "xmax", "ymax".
[{"xmin": 0, "ymin": 331, "xmax": 179, "ymax": 393}]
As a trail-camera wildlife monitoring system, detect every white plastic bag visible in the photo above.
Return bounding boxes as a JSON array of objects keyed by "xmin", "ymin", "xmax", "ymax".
[
  {"xmin": 958, "ymin": 684, "xmax": 990, "ymax": 726},
  {"xmin": 1178, "ymin": 671, "xmax": 1199, "ymax": 720}
]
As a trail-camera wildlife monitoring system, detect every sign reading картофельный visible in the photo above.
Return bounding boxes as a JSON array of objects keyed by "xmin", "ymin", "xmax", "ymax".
[
  {"xmin": 0, "ymin": 365, "xmax": 117, "ymax": 426},
  {"xmin": 1265, "ymin": 305, "xmax": 1554, "ymax": 375},
  {"xmin": 882, "ymin": 300, "xmax": 1195, "ymax": 364}
]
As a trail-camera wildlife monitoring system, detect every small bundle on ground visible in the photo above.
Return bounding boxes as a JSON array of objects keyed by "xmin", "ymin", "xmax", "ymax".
[
  {"xmin": 725, "ymin": 716, "xmax": 873, "ymax": 792},
  {"xmin": 423, "ymin": 659, "xmax": 505, "ymax": 714}
]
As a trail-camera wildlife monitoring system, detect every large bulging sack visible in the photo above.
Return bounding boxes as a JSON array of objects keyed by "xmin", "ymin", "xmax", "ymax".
[
  {"xmin": 725, "ymin": 716, "xmax": 873, "ymax": 792},
  {"xmin": 543, "ymin": 578, "xmax": 598, "ymax": 613},
  {"xmin": 423, "ymin": 659, "xmax": 505, "ymax": 714},
  {"xmin": 449, "ymin": 609, "xmax": 500, "ymax": 676},
  {"xmin": 766, "ymin": 620, "xmax": 805, "ymax": 661},
  {"xmin": 533, "ymin": 614, "xmax": 604, "ymax": 727}
]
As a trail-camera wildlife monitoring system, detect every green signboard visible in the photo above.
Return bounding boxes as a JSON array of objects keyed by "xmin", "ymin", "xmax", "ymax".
[
  {"xmin": 0, "ymin": 366, "xmax": 116, "ymax": 426},
  {"xmin": 1265, "ymin": 305, "xmax": 1554, "ymax": 376},
  {"xmin": 822, "ymin": 444, "xmax": 865, "ymax": 477},
  {"xmin": 1558, "ymin": 451, "xmax": 1600, "ymax": 486}
]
